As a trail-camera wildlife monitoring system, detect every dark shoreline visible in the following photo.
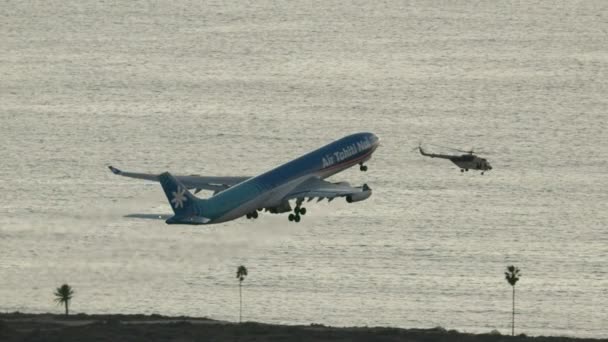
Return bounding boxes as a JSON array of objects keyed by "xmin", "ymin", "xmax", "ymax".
[{"xmin": 0, "ymin": 312, "xmax": 604, "ymax": 342}]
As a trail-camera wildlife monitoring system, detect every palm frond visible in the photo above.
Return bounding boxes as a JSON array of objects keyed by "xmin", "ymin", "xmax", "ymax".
[
  {"xmin": 54, "ymin": 284, "xmax": 74, "ymax": 304},
  {"xmin": 505, "ymin": 265, "xmax": 521, "ymax": 286},
  {"xmin": 236, "ymin": 265, "xmax": 248, "ymax": 279}
]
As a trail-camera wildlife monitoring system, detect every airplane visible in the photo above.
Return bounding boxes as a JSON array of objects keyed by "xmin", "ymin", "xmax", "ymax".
[
  {"xmin": 108, "ymin": 132, "xmax": 380, "ymax": 224},
  {"xmin": 418, "ymin": 145, "xmax": 492, "ymax": 174}
]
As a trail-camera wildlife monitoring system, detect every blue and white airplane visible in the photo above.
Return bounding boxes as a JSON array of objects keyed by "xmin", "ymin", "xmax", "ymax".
[{"xmin": 109, "ymin": 132, "xmax": 380, "ymax": 224}]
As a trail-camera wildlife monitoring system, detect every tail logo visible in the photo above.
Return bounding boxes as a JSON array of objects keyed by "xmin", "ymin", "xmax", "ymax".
[{"xmin": 171, "ymin": 187, "xmax": 188, "ymax": 209}]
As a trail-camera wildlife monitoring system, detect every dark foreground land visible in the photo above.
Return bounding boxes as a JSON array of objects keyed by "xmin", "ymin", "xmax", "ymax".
[{"xmin": 0, "ymin": 313, "xmax": 604, "ymax": 342}]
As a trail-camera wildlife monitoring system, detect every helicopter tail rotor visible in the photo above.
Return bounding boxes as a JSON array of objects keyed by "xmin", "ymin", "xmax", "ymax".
[{"xmin": 412, "ymin": 142, "xmax": 424, "ymax": 154}]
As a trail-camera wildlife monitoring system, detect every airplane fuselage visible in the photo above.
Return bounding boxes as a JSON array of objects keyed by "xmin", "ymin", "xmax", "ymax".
[{"xmin": 192, "ymin": 132, "xmax": 380, "ymax": 223}]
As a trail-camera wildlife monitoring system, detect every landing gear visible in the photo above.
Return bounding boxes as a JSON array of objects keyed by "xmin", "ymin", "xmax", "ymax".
[
  {"xmin": 288, "ymin": 213, "xmax": 302, "ymax": 222},
  {"xmin": 288, "ymin": 199, "xmax": 306, "ymax": 223},
  {"xmin": 461, "ymin": 169, "xmax": 464, "ymax": 173},
  {"xmin": 359, "ymin": 163, "xmax": 368, "ymax": 172},
  {"xmin": 246, "ymin": 211, "xmax": 259, "ymax": 219}
]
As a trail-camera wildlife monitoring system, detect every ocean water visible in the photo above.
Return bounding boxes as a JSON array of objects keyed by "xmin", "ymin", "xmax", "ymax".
[{"xmin": 1, "ymin": 0, "xmax": 607, "ymax": 338}]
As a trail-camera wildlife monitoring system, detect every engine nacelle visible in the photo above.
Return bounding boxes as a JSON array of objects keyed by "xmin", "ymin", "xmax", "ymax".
[
  {"xmin": 265, "ymin": 201, "xmax": 292, "ymax": 214},
  {"xmin": 346, "ymin": 189, "xmax": 372, "ymax": 203}
]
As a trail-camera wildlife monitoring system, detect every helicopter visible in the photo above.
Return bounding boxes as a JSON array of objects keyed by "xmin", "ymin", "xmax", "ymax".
[{"xmin": 418, "ymin": 144, "xmax": 492, "ymax": 175}]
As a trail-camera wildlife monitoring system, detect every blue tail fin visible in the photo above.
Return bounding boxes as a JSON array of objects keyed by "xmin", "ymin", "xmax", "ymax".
[{"xmin": 159, "ymin": 172, "xmax": 210, "ymax": 224}]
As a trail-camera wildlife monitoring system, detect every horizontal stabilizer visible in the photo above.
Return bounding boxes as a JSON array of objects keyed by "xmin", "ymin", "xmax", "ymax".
[
  {"xmin": 165, "ymin": 216, "xmax": 211, "ymax": 225},
  {"xmin": 108, "ymin": 165, "xmax": 249, "ymax": 193},
  {"xmin": 108, "ymin": 165, "xmax": 159, "ymax": 181}
]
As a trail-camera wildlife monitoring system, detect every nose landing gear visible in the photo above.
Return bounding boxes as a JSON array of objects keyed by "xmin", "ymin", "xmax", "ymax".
[
  {"xmin": 245, "ymin": 211, "xmax": 259, "ymax": 219},
  {"xmin": 359, "ymin": 163, "xmax": 368, "ymax": 172}
]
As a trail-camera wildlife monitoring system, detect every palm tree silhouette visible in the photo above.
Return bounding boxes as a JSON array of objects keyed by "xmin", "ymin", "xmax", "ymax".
[
  {"xmin": 505, "ymin": 265, "xmax": 521, "ymax": 336},
  {"xmin": 54, "ymin": 284, "xmax": 74, "ymax": 316},
  {"xmin": 236, "ymin": 265, "xmax": 248, "ymax": 323}
]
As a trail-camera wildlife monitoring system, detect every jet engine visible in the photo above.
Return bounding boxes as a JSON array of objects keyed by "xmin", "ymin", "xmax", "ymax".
[
  {"xmin": 346, "ymin": 186, "xmax": 372, "ymax": 203},
  {"xmin": 265, "ymin": 201, "xmax": 292, "ymax": 214}
]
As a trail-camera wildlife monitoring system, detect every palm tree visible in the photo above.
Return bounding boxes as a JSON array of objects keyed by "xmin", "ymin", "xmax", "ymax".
[
  {"xmin": 54, "ymin": 284, "xmax": 74, "ymax": 316},
  {"xmin": 505, "ymin": 265, "xmax": 521, "ymax": 336},
  {"xmin": 236, "ymin": 265, "xmax": 248, "ymax": 323}
]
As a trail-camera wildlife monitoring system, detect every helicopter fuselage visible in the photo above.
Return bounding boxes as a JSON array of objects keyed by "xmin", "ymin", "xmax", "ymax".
[
  {"xmin": 449, "ymin": 155, "xmax": 492, "ymax": 171},
  {"xmin": 419, "ymin": 147, "xmax": 492, "ymax": 173}
]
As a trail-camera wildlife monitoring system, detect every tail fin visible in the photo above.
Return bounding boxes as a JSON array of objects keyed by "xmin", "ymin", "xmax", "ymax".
[{"xmin": 159, "ymin": 172, "xmax": 210, "ymax": 224}]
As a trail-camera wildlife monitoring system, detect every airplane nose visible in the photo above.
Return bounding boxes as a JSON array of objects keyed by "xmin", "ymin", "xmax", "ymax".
[{"xmin": 371, "ymin": 134, "xmax": 380, "ymax": 146}]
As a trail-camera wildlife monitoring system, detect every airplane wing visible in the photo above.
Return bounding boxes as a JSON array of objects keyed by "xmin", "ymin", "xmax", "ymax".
[
  {"xmin": 108, "ymin": 166, "xmax": 249, "ymax": 194},
  {"xmin": 283, "ymin": 177, "xmax": 372, "ymax": 203}
]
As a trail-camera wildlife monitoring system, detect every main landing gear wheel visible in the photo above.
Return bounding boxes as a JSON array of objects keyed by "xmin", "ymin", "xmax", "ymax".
[
  {"xmin": 288, "ymin": 213, "xmax": 302, "ymax": 222},
  {"xmin": 246, "ymin": 211, "xmax": 259, "ymax": 219},
  {"xmin": 289, "ymin": 207, "xmax": 306, "ymax": 222}
]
